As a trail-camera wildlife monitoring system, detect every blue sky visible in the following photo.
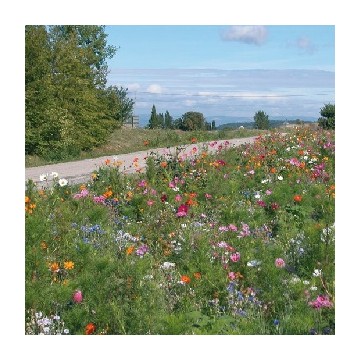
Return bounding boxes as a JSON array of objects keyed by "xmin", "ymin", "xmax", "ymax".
[{"xmin": 104, "ymin": 25, "xmax": 335, "ymax": 122}]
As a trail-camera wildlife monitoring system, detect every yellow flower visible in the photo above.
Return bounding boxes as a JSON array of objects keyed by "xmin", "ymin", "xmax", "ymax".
[{"xmin": 64, "ymin": 261, "xmax": 75, "ymax": 270}]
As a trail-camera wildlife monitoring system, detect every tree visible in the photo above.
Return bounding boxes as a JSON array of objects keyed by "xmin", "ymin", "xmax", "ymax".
[
  {"xmin": 253, "ymin": 110, "xmax": 270, "ymax": 130},
  {"xmin": 181, "ymin": 112, "xmax": 206, "ymax": 131},
  {"xmin": 211, "ymin": 120, "xmax": 216, "ymax": 130},
  {"xmin": 318, "ymin": 103, "xmax": 335, "ymax": 130},
  {"xmin": 157, "ymin": 113, "xmax": 165, "ymax": 128},
  {"xmin": 148, "ymin": 105, "xmax": 162, "ymax": 129},
  {"xmin": 103, "ymin": 86, "xmax": 134, "ymax": 126},
  {"xmin": 164, "ymin": 110, "xmax": 173, "ymax": 129},
  {"xmin": 25, "ymin": 25, "xmax": 54, "ymax": 155},
  {"xmin": 25, "ymin": 25, "xmax": 121, "ymax": 159}
]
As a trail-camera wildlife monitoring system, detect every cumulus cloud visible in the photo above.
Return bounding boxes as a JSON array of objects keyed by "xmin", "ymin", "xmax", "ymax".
[
  {"xmin": 126, "ymin": 83, "xmax": 141, "ymax": 92},
  {"xmin": 146, "ymin": 84, "xmax": 164, "ymax": 94},
  {"xmin": 221, "ymin": 25, "xmax": 267, "ymax": 45}
]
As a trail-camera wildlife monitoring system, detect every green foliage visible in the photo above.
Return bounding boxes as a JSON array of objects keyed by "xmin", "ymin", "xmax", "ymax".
[
  {"xmin": 253, "ymin": 110, "xmax": 270, "ymax": 129},
  {"xmin": 318, "ymin": 103, "xmax": 335, "ymax": 130},
  {"xmin": 25, "ymin": 25, "xmax": 132, "ymax": 160},
  {"xmin": 176, "ymin": 111, "xmax": 207, "ymax": 131}
]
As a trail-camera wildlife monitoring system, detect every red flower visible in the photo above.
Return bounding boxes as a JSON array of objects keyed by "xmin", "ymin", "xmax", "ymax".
[
  {"xmin": 85, "ymin": 322, "xmax": 96, "ymax": 335},
  {"xmin": 293, "ymin": 195, "xmax": 302, "ymax": 202},
  {"xmin": 160, "ymin": 194, "xmax": 168, "ymax": 202},
  {"xmin": 181, "ymin": 275, "xmax": 191, "ymax": 284},
  {"xmin": 176, "ymin": 204, "xmax": 189, "ymax": 217}
]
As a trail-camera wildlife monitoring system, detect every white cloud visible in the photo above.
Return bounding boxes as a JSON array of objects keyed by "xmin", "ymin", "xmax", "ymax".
[
  {"xmin": 146, "ymin": 84, "xmax": 164, "ymax": 94},
  {"xmin": 126, "ymin": 83, "xmax": 141, "ymax": 92},
  {"xmin": 221, "ymin": 25, "xmax": 267, "ymax": 45}
]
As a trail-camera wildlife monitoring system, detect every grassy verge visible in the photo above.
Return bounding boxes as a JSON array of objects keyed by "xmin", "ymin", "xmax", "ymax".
[{"xmin": 25, "ymin": 127, "xmax": 263, "ymax": 167}]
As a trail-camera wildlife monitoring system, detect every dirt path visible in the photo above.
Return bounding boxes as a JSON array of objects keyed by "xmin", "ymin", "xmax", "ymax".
[{"xmin": 25, "ymin": 136, "xmax": 258, "ymax": 188}]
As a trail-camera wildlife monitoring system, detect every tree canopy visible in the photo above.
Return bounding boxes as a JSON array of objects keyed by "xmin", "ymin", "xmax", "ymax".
[
  {"xmin": 318, "ymin": 103, "xmax": 335, "ymax": 130},
  {"xmin": 25, "ymin": 25, "xmax": 134, "ymax": 160},
  {"xmin": 253, "ymin": 110, "xmax": 270, "ymax": 130}
]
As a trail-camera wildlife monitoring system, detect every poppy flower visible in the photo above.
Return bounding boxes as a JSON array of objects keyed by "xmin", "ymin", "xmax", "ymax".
[
  {"xmin": 85, "ymin": 322, "xmax": 96, "ymax": 335},
  {"xmin": 293, "ymin": 195, "xmax": 302, "ymax": 202},
  {"xmin": 181, "ymin": 275, "xmax": 191, "ymax": 284}
]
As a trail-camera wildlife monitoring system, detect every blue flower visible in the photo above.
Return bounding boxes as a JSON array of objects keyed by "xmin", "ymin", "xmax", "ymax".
[{"xmin": 273, "ymin": 319, "xmax": 280, "ymax": 326}]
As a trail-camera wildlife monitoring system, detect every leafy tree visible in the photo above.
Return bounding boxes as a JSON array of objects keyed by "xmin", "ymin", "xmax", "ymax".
[
  {"xmin": 25, "ymin": 25, "xmax": 53, "ymax": 154},
  {"xmin": 157, "ymin": 113, "xmax": 165, "ymax": 128},
  {"xmin": 103, "ymin": 85, "xmax": 134, "ymax": 125},
  {"xmin": 318, "ymin": 103, "xmax": 335, "ymax": 130},
  {"xmin": 164, "ymin": 110, "xmax": 173, "ymax": 129},
  {"xmin": 148, "ymin": 105, "xmax": 162, "ymax": 129},
  {"xmin": 180, "ymin": 112, "xmax": 206, "ymax": 131},
  {"xmin": 253, "ymin": 110, "xmax": 270, "ymax": 130},
  {"xmin": 25, "ymin": 25, "xmax": 129, "ymax": 160}
]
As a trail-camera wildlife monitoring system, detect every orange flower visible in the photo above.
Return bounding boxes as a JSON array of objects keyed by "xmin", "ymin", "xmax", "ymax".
[
  {"xmin": 40, "ymin": 241, "xmax": 48, "ymax": 250},
  {"xmin": 85, "ymin": 322, "xmax": 96, "ymax": 335},
  {"xmin": 103, "ymin": 190, "xmax": 113, "ymax": 198},
  {"xmin": 181, "ymin": 275, "xmax": 191, "ymax": 284},
  {"xmin": 50, "ymin": 262, "xmax": 59, "ymax": 272},
  {"xmin": 104, "ymin": 159, "xmax": 111, "ymax": 165},
  {"xmin": 160, "ymin": 161, "xmax": 167, "ymax": 168},
  {"xmin": 270, "ymin": 167, "xmax": 277, "ymax": 174},
  {"xmin": 25, "ymin": 196, "xmax": 30, "ymax": 203},
  {"xmin": 64, "ymin": 261, "xmax": 75, "ymax": 270},
  {"xmin": 126, "ymin": 245, "xmax": 135, "ymax": 255},
  {"xmin": 193, "ymin": 272, "xmax": 201, "ymax": 280},
  {"xmin": 293, "ymin": 194, "xmax": 302, "ymax": 202},
  {"xmin": 191, "ymin": 137, "xmax": 197, "ymax": 144},
  {"xmin": 80, "ymin": 184, "xmax": 87, "ymax": 191},
  {"xmin": 143, "ymin": 140, "xmax": 150, "ymax": 146}
]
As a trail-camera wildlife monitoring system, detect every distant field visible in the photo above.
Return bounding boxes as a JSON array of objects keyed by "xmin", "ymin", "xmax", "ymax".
[{"xmin": 25, "ymin": 127, "xmax": 264, "ymax": 168}]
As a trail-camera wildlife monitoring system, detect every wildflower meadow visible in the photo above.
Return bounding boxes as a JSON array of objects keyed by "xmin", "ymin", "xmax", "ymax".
[{"xmin": 25, "ymin": 127, "xmax": 335, "ymax": 335}]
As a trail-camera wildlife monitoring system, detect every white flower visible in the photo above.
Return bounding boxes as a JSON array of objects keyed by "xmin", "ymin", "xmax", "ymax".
[
  {"xmin": 302, "ymin": 280, "xmax": 310, "ymax": 285},
  {"xmin": 247, "ymin": 260, "xmax": 262, "ymax": 267},
  {"xmin": 277, "ymin": 176, "xmax": 283, "ymax": 181},
  {"xmin": 313, "ymin": 269, "xmax": 322, "ymax": 277},
  {"xmin": 160, "ymin": 262, "xmax": 175, "ymax": 270},
  {"xmin": 310, "ymin": 286, "xmax": 318, "ymax": 291},
  {"xmin": 172, "ymin": 187, "xmax": 179, "ymax": 192},
  {"xmin": 290, "ymin": 276, "xmax": 300, "ymax": 284},
  {"xmin": 261, "ymin": 179, "xmax": 269, "ymax": 184},
  {"xmin": 303, "ymin": 156, "xmax": 308, "ymax": 161},
  {"xmin": 39, "ymin": 173, "xmax": 48, "ymax": 181},
  {"xmin": 63, "ymin": 329, "xmax": 69, "ymax": 334},
  {"xmin": 58, "ymin": 178, "xmax": 68, "ymax": 187},
  {"xmin": 50, "ymin": 172, "xmax": 59, "ymax": 178}
]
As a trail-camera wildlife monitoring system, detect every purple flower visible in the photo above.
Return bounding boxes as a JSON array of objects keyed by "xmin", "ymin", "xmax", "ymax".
[{"xmin": 136, "ymin": 244, "xmax": 149, "ymax": 257}]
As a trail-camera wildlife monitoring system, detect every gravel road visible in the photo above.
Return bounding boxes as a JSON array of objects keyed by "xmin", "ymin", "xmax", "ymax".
[{"xmin": 25, "ymin": 136, "xmax": 258, "ymax": 188}]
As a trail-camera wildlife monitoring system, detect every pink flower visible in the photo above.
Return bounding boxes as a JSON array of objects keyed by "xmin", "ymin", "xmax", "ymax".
[
  {"xmin": 176, "ymin": 204, "xmax": 189, "ymax": 217},
  {"xmin": 147, "ymin": 200, "xmax": 154, "ymax": 206},
  {"xmin": 205, "ymin": 193, "xmax": 212, "ymax": 199},
  {"xmin": 175, "ymin": 194, "xmax": 182, "ymax": 202},
  {"xmin": 275, "ymin": 258, "xmax": 286, "ymax": 268},
  {"xmin": 265, "ymin": 189, "xmax": 272, "ymax": 195},
  {"xmin": 73, "ymin": 290, "xmax": 83, "ymax": 304},
  {"xmin": 73, "ymin": 189, "xmax": 89, "ymax": 199},
  {"xmin": 93, "ymin": 195, "xmax": 106, "ymax": 204},
  {"xmin": 308, "ymin": 295, "xmax": 333, "ymax": 309},
  {"xmin": 230, "ymin": 252, "xmax": 241, "ymax": 263},
  {"xmin": 228, "ymin": 272, "xmax": 236, "ymax": 280},
  {"xmin": 228, "ymin": 224, "xmax": 238, "ymax": 232}
]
